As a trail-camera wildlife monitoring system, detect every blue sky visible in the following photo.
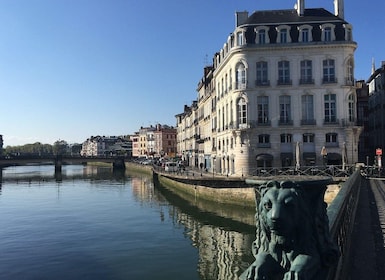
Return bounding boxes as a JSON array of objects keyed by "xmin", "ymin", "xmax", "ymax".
[{"xmin": 0, "ymin": 0, "xmax": 384, "ymax": 147}]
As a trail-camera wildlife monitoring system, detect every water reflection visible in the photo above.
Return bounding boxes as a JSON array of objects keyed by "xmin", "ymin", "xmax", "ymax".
[
  {"xmin": 154, "ymin": 178, "xmax": 255, "ymax": 279},
  {"xmin": 1, "ymin": 164, "xmax": 127, "ymax": 183},
  {"xmin": 1, "ymin": 165, "xmax": 255, "ymax": 279}
]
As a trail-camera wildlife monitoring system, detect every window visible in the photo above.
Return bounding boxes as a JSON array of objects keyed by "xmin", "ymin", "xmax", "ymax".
[
  {"xmin": 256, "ymin": 61, "xmax": 269, "ymax": 85},
  {"xmin": 279, "ymin": 95, "xmax": 291, "ymax": 124},
  {"xmin": 323, "ymin": 59, "xmax": 336, "ymax": 83},
  {"xmin": 321, "ymin": 24, "xmax": 335, "ymax": 42},
  {"xmin": 326, "ymin": 133, "xmax": 338, "ymax": 145},
  {"xmin": 229, "ymin": 69, "xmax": 233, "ymax": 90},
  {"xmin": 258, "ymin": 134, "xmax": 270, "ymax": 144},
  {"xmin": 346, "ymin": 58, "xmax": 354, "ymax": 85},
  {"xmin": 348, "ymin": 94, "xmax": 355, "ymax": 122},
  {"xmin": 280, "ymin": 29, "xmax": 288, "ymax": 43},
  {"xmin": 238, "ymin": 97, "xmax": 247, "ymax": 127},
  {"xmin": 258, "ymin": 29, "xmax": 266, "ymax": 44},
  {"xmin": 236, "ymin": 63, "xmax": 246, "ymax": 89},
  {"xmin": 237, "ymin": 31, "xmax": 243, "ymax": 46},
  {"xmin": 301, "ymin": 95, "xmax": 314, "ymax": 124},
  {"xmin": 257, "ymin": 96, "xmax": 269, "ymax": 124},
  {"xmin": 324, "ymin": 94, "xmax": 337, "ymax": 123},
  {"xmin": 278, "ymin": 61, "xmax": 291, "ymax": 85},
  {"xmin": 280, "ymin": 134, "xmax": 292, "ymax": 143},
  {"xmin": 300, "ymin": 60, "xmax": 313, "ymax": 84},
  {"xmin": 255, "ymin": 27, "xmax": 270, "ymax": 44},
  {"xmin": 344, "ymin": 24, "xmax": 353, "ymax": 41},
  {"xmin": 301, "ymin": 28, "xmax": 309, "ymax": 42},
  {"xmin": 324, "ymin": 27, "xmax": 332, "ymax": 42},
  {"xmin": 303, "ymin": 133, "xmax": 314, "ymax": 143}
]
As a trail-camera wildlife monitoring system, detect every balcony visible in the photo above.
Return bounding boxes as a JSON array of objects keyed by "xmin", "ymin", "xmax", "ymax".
[
  {"xmin": 277, "ymin": 79, "xmax": 292, "ymax": 86},
  {"xmin": 322, "ymin": 77, "xmax": 337, "ymax": 84},
  {"xmin": 301, "ymin": 119, "xmax": 316, "ymax": 125},
  {"xmin": 299, "ymin": 78, "xmax": 314, "ymax": 85},
  {"xmin": 255, "ymin": 80, "xmax": 270, "ymax": 87},
  {"xmin": 279, "ymin": 119, "xmax": 293, "ymax": 126}
]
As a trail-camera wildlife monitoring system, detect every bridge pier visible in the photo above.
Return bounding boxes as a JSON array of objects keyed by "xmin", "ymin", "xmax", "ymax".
[
  {"xmin": 112, "ymin": 157, "xmax": 126, "ymax": 171},
  {"xmin": 54, "ymin": 155, "xmax": 62, "ymax": 173}
]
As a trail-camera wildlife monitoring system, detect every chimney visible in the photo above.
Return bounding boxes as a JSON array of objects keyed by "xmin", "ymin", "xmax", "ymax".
[
  {"xmin": 334, "ymin": 0, "xmax": 344, "ymax": 19},
  {"xmin": 235, "ymin": 11, "xmax": 248, "ymax": 27},
  {"xmin": 296, "ymin": 0, "xmax": 305, "ymax": 16}
]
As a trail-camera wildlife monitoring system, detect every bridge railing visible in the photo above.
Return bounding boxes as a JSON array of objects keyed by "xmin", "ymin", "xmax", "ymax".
[{"xmin": 325, "ymin": 168, "xmax": 363, "ymax": 280}]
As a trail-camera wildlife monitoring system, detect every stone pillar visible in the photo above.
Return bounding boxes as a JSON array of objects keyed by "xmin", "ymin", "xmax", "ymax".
[{"xmin": 240, "ymin": 177, "xmax": 338, "ymax": 280}]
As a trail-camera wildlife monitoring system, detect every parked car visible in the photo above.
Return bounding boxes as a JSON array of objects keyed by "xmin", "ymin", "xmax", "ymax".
[{"xmin": 164, "ymin": 162, "xmax": 178, "ymax": 172}]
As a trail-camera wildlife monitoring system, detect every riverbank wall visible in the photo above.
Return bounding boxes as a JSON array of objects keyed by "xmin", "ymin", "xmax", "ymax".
[{"xmin": 152, "ymin": 169, "xmax": 255, "ymax": 209}]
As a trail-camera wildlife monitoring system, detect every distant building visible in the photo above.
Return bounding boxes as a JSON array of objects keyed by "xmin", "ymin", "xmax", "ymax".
[
  {"xmin": 154, "ymin": 124, "xmax": 177, "ymax": 158},
  {"xmin": 131, "ymin": 125, "xmax": 177, "ymax": 158},
  {"xmin": 367, "ymin": 62, "xmax": 385, "ymax": 160},
  {"xmin": 176, "ymin": 0, "xmax": 361, "ymax": 176},
  {"xmin": 355, "ymin": 80, "xmax": 370, "ymax": 163},
  {"xmin": 80, "ymin": 136, "xmax": 132, "ymax": 157}
]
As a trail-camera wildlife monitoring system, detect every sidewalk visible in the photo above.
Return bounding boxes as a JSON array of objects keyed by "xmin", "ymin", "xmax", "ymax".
[{"xmin": 345, "ymin": 180, "xmax": 382, "ymax": 280}]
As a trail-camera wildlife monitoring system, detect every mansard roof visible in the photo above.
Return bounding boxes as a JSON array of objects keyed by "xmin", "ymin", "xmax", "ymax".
[{"xmin": 243, "ymin": 8, "xmax": 347, "ymax": 26}]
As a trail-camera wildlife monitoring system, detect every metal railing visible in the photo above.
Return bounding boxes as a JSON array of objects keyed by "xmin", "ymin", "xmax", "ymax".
[
  {"xmin": 326, "ymin": 169, "xmax": 362, "ymax": 279},
  {"xmin": 248, "ymin": 165, "xmax": 356, "ymax": 178}
]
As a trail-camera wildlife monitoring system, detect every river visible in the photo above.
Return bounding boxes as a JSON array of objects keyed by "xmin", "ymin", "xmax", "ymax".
[{"xmin": 0, "ymin": 164, "xmax": 255, "ymax": 280}]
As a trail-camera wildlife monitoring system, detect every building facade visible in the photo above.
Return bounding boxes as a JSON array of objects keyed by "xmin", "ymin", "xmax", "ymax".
[
  {"xmin": 80, "ymin": 136, "xmax": 132, "ymax": 157},
  {"xmin": 367, "ymin": 62, "xmax": 385, "ymax": 162},
  {"xmin": 176, "ymin": 0, "xmax": 361, "ymax": 176},
  {"xmin": 132, "ymin": 125, "xmax": 177, "ymax": 158}
]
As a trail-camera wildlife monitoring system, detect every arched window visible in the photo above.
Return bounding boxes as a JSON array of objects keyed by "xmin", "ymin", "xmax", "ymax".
[{"xmin": 237, "ymin": 97, "xmax": 247, "ymax": 128}]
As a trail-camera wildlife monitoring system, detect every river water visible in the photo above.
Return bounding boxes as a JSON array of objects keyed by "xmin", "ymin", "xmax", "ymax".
[{"xmin": 0, "ymin": 165, "xmax": 255, "ymax": 280}]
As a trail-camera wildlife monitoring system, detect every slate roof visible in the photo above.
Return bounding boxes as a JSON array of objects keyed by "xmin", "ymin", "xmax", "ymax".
[{"xmin": 243, "ymin": 8, "xmax": 347, "ymax": 26}]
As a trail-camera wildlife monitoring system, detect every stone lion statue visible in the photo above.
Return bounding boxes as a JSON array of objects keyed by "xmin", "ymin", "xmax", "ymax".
[{"xmin": 242, "ymin": 180, "xmax": 338, "ymax": 280}]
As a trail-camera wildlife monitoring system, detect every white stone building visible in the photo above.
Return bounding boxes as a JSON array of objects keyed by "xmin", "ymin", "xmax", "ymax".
[{"xmin": 176, "ymin": 0, "xmax": 362, "ymax": 176}]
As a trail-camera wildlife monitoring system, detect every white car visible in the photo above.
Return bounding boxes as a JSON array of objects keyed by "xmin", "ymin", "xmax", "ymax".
[{"xmin": 164, "ymin": 162, "xmax": 178, "ymax": 172}]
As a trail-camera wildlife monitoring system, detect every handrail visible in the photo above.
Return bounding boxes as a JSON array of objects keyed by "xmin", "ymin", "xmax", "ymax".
[{"xmin": 325, "ymin": 169, "xmax": 362, "ymax": 279}]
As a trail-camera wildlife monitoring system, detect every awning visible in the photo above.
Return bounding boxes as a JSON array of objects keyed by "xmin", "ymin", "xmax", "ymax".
[
  {"xmin": 280, "ymin": 152, "xmax": 293, "ymax": 160},
  {"xmin": 256, "ymin": 154, "xmax": 273, "ymax": 161}
]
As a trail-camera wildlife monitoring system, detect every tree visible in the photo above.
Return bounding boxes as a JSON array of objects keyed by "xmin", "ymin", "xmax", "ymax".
[{"xmin": 53, "ymin": 140, "xmax": 68, "ymax": 155}]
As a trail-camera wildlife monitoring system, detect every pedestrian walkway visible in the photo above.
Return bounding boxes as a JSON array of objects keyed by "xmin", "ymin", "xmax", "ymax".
[{"xmin": 346, "ymin": 179, "xmax": 385, "ymax": 280}]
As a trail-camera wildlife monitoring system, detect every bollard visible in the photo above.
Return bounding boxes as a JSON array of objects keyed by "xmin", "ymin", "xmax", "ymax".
[{"xmin": 240, "ymin": 177, "xmax": 338, "ymax": 280}]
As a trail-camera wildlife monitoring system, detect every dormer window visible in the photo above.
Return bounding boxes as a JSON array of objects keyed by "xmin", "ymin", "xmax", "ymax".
[
  {"xmin": 298, "ymin": 25, "xmax": 313, "ymax": 42},
  {"xmin": 276, "ymin": 25, "xmax": 291, "ymax": 43},
  {"xmin": 344, "ymin": 24, "xmax": 353, "ymax": 41},
  {"xmin": 321, "ymin": 24, "xmax": 336, "ymax": 42},
  {"xmin": 255, "ymin": 27, "xmax": 270, "ymax": 44},
  {"xmin": 236, "ymin": 31, "xmax": 244, "ymax": 46},
  {"xmin": 280, "ymin": 29, "xmax": 288, "ymax": 43}
]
